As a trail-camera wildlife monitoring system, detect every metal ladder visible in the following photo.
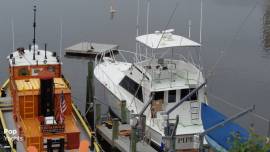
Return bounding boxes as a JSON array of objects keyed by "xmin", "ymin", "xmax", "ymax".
[{"xmin": 190, "ymin": 101, "xmax": 200, "ymax": 124}]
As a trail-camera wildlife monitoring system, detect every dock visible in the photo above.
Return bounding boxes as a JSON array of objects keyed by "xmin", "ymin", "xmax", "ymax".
[
  {"xmin": 65, "ymin": 42, "xmax": 118, "ymax": 57},
  {"xmin": 96, "ymin": 123, "xmax": 157, "ymax": 152}
]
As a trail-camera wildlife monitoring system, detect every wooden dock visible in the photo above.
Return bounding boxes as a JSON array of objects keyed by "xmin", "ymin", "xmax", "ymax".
[
  {"xmin": 96, "ymin": 124, "xmax": 157, "ymax": 152},
  {"xmin": 65, "ymin": 42, "xmax": 118, "ymax": 57}
]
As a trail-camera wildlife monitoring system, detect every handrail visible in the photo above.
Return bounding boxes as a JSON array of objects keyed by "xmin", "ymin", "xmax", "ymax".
[
  {"xmin": 0, "ymin": 79, "xmax": 16, "ymax": 152},
  {"xmin": 0, "ymin": 109, "xmax": 16, "ymax": 152},
  {"xmin": 94, "ymin": 49, "xmax": 150, "ymax": 66},
  {"xmin": 61, "ymin": 75, "xmax": 72, "ymax": 89}
]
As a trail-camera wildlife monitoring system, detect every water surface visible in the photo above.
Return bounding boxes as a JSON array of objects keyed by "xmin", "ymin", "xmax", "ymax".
[{"xmin": 0, "ymin": 0, "xmax": 269, "ymax": 135}]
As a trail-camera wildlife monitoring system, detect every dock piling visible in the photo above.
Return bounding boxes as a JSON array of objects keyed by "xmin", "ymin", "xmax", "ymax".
[
  {"xmin": 95, "ymin": 103, "xmax": 101, "ymax": 126},
  {"xmin": 112, "ymin": 118, "xmax": 119, "ymax": 141},
  {"xmin": 138, "ymin": 115, "xmax": 146, "ymax": 141},
  {"xmin": 85, "ymin": 61, "xmax": 95, "ymax": 129},
  {"xmin": 121, "ymin": 100, "xmax": 127, "ymax": 124},
  {"xmin": 130, "ymin": 126, "xmax": 138, "ymax": 152}
]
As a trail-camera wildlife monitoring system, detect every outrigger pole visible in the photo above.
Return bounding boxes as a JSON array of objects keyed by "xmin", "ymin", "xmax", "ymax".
[
  {"xmin": 138, "ymin": 93, "xmax": 155, "ymax": 116},
  {"xmin": 138, "ymin": 80, "xmax": 206, "ymax": 117},
  {"xmin": 161, "ymin": 82, "xmax": 206, "ymax": 151},
  {"xmin": 199, "ymin": 0, "xmax": 203, "ymax": 44},
  {"xmin": 136, "ymin": 0, "xmax": 140, "ymax": 61}
]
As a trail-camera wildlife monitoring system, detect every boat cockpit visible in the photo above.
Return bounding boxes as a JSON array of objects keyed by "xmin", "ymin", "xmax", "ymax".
[{"xmin": 150, "ymin": 88, "xmax": 198, "ymax": 118}]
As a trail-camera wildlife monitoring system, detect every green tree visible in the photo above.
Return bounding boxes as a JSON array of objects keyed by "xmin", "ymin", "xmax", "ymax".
[{"xmin": 229, "ymin": 131, "xmax": 270, "ymax": 152}]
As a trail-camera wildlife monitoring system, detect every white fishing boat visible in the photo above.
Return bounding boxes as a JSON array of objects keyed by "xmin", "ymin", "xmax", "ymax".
[{"xmin": 94, "ymin": 28, "xmax": 208, "ymax": 151}]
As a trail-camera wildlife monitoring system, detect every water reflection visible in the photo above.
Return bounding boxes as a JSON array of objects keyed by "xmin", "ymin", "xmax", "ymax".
[{"xmin": 263, "ymin": 0, "xmax": 270, "ymax": 51}]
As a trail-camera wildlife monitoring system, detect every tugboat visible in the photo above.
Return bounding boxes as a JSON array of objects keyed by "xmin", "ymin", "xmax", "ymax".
[{"xmin": 3, "ymin": 6, "xmax": 81, "ymax": 151}]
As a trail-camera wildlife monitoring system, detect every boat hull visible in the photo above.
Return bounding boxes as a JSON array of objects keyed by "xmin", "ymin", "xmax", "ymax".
[
  {"xmin": 96, "ymin": 78, "xmax": 201, "ymax": 151},
  {"xmin": 205, "ymin": 135, "xmax": 228, "ymax": 152},
  {"xmin": 95, "ymin": 78, "xmax": 164, "ymax": 144}
]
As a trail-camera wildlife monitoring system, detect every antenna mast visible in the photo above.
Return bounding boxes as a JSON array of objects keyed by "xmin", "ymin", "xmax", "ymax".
[
  {"xmin": 136, "ymin": 0, "xmax": 141, "ymax": 61},
  {"xmin": 33, "ymin": 5, "xmax": 37, "ymax": 60},
  {"xmin": 199, "ymin": 0, "xmax": 203, "ymax": 44},
  {"xmin": 188, "ymin": 20, "xmax": 191, "ymax": 38},
  {"xmin": 145, "ymin": 0, "xmax": 150, "ymax": 57},
  {"xmin": 11, "ymin": 18, "xmax": 15, "ymax": 52},
  {"xmin": 146, "ymin": 0, "xmax": 150, "ymax": 35},
  {"xmin": 59, "ymin": 19, "xmax": 63, "ymax": 61}
]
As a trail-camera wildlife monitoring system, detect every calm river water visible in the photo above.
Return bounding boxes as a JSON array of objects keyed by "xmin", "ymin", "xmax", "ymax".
[{"xmin": 0, "ymin": 0, "xmax": 269, "ymax": 135}]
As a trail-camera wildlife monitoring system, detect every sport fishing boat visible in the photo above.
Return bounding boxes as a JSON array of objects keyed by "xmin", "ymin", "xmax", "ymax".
[
  {"xmin": 0, "ymin": 6, "xmax": 94, "ymax": 152},
  {"xmin": 94, "ymin": 28, "xmax": 253, "ymax": 151},
  {"xmin": 94, "ymin": 29, "xmax": 207, "ymax": 151}
]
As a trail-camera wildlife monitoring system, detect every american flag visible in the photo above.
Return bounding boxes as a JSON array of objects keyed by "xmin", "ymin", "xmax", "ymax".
[{"xmin": 56, "ymin": 91, "xmax": 67, "ymax": 124}]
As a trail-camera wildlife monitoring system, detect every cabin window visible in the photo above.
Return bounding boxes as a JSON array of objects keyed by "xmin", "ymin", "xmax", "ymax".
[
  {"xmin": 177, "ymin": 137, "xmax": 193, "ymax": 143},
  {"xmin": 168, "ymin": 90, "xmax": 176, "ymax": 103},
  {"xmin": 32, "ymin": 68, "xmax": 43, "ymax": 76},
  {"xmin": 153, "ymin": 91, "xmax": 164, "ymax": 100},
  {"xmin": 180, "ymin": 88, "xmax": 198, "ymax": 101},
  {"xmin": 48, "ymin": 66, "xmax": 55, "ymax": 72},
  {"xmin": 18, "ymin": 68, "xmax": 30, "ymax": 76},
  {"xmin": 119, "ymin": 76, "xmax": 143, "ymax": 102}
]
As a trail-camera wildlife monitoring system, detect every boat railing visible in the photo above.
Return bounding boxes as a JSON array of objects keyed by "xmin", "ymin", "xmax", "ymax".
[
  {"xmin": 150, "ymin": 68, "xmax": 201, "ymax": 89},
  {"xmin": 95, "ymin": 49, "xmax": 150, "ymax": 66},
  {"xmin": 61, "ymin": 75, "xmax": 71, "ymax": 89}
]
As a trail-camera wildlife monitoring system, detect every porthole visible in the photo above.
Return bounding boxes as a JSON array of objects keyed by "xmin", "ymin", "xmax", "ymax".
[
  {"xmin": 48, "ymin": 66, "xmax": 55, "ymax": 72},
  {"xmin": 18, "ymin": 68, "xmax": 29, "ymax": 76}
]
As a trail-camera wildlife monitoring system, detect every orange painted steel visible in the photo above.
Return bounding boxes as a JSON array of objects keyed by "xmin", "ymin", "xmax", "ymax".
[
  {"xmin": 27, "ymin": 146, "xmax": 38, "ymax": 152},
  {"xmin": 9, "ymin": 62, "xmax": 80, "ymax": 151},
  {"xmin": 79, "ymin": 140, "xmax": 90, "ymax": 152}
]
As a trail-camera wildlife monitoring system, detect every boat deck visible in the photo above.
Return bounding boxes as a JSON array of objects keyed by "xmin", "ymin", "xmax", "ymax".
[
  {"xmin": 0, "ymin": 89, "xmax": 92, "ymax": 152},
  {"xmin": 2, "ymin": 110, "xmax": 91, "ymax": 151}
]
